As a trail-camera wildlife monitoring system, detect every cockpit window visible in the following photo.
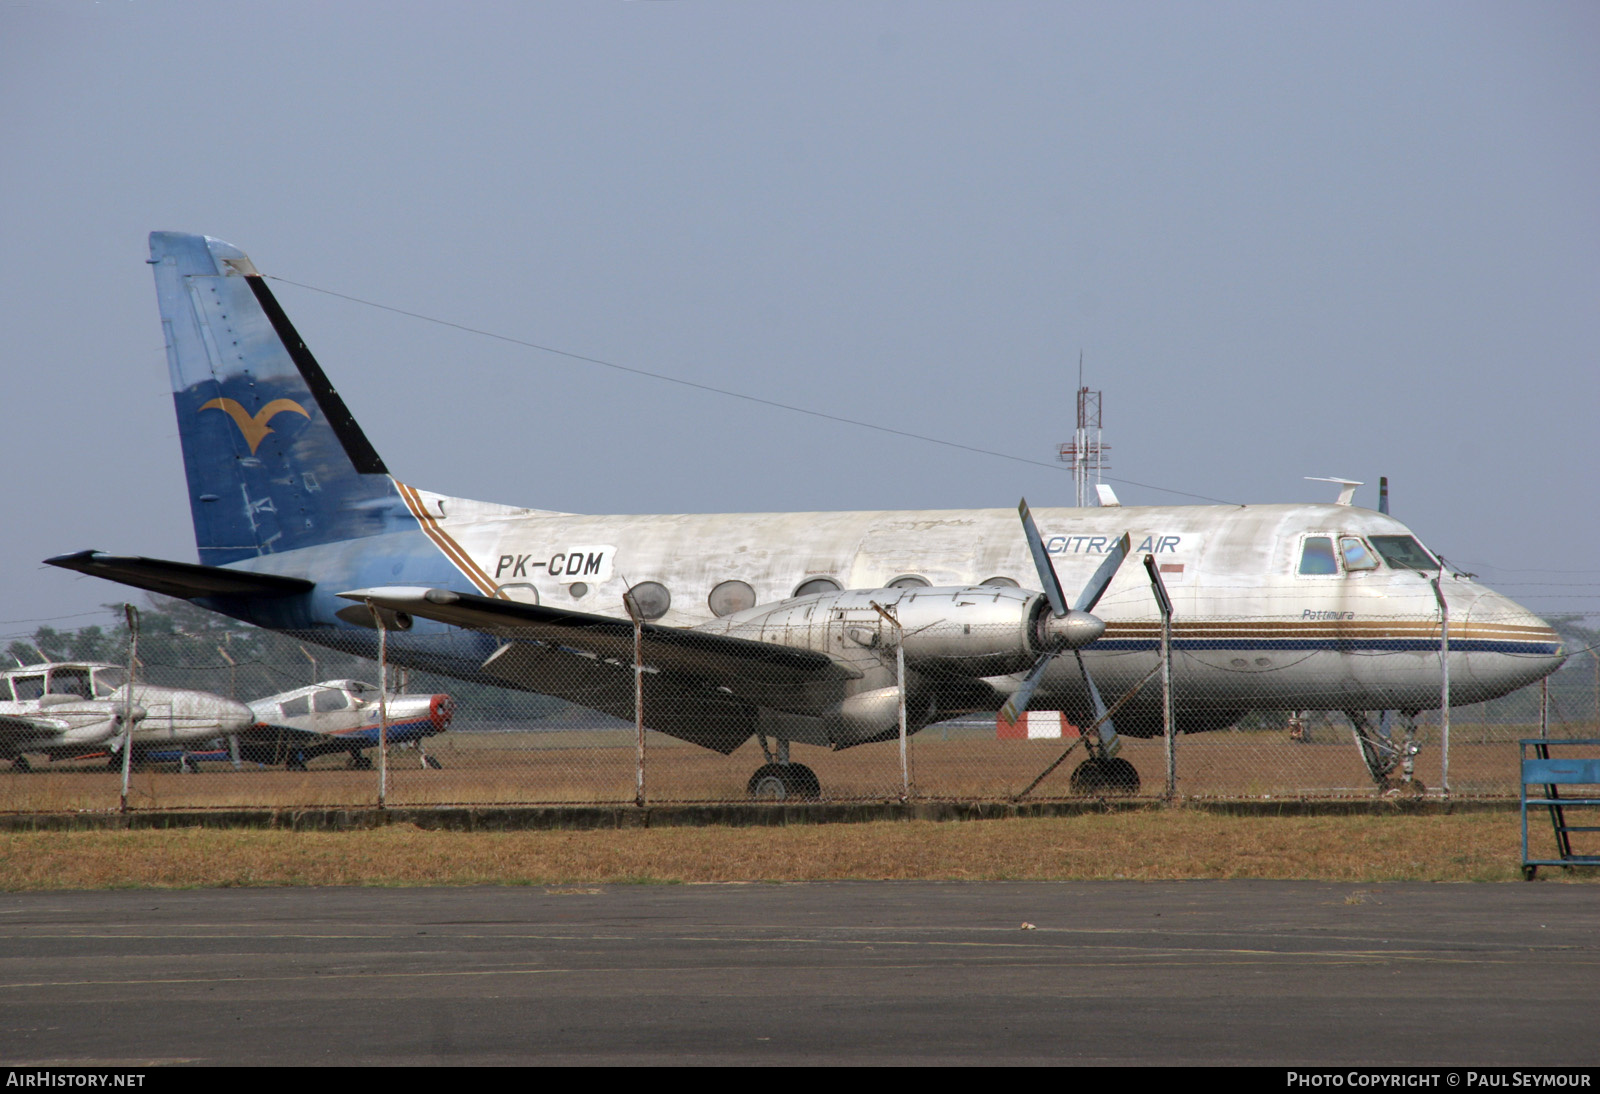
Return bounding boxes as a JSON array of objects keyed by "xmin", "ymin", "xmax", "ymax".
[
  {"xmin": 1298, "ymin": 536, "xmax": 1339, "ymax": 575},
  {"xmin": 1369, "ymin": 535, "xmax": 1438, "ymax": 571},
  {"xmin": 12, "ymin": 675, "xmax": 44, "ymax": 701},
  {"xmin": 313, "ymin": 688, "xmax": 349, "ymax": 713},
  {"xmin": 92, "ymin": 667, "xmax": 126, "ymax": 697},
  {"xmin": 1339, "ymin": 537, "xmax": 1378, "ymax": 571},
  {"xmin": 47, "ymin": 668, "xmax": 92, "ymax": 698}
]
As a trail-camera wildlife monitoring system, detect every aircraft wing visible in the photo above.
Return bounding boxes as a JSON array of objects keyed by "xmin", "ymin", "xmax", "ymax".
[
  {"xmin": 0, "ymin": 713, "xmax": 73, "ymax": 742},
  {"xmin": 46, "ymin": 552, "xmax": 314, "ymax": 600},
  {"xmin": 342, "ymin": 586, "xmax": 856, "ymax": 754},
  {"xmin": 342, "ymin": 586, "xmax": 848, "ymax": 683}
]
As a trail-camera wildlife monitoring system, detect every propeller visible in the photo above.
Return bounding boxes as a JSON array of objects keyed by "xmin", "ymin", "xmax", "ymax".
[{"xmin": 999, "ymin": 499, "xmax": 1129, "ymax": 757}]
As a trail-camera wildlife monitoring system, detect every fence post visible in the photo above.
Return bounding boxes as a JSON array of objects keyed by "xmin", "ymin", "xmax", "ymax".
[
  {"xmin": 623, "ymin": 591, "xmax": 646, "ymax": 807},
  {"xmin": 1142, "ymin": 556, "xmax": 1176, "ymax": 801},
  {"xmin": 369, "ymin": 601, "xmax": 388, "ymax": 808},
  {"xmin": 1540, "ymin": 677, "xmax": 1548, "ymax": 740},
  {"xmin": 120, "ymin": 604, "xmax": 138, "ymax": 814},
  {"xmin": 870, "ymin": 601, "xmax": 909, "ymax": 802},
  {"xmin": 1431, "ymin": 577, "xmax": 1450, "ymax": 796}
]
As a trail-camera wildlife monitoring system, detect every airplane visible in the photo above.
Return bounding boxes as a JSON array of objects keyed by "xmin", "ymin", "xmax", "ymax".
[
  {"xmin": 0, "ymin": 660, "xmax": 251, "ymax": 771},
  {"xmin": 44, "ymin": 232, "xmax": 1567, "ymax": 798},
  {"xmin": 169, "ymin": 679, "xmax": 455, "ymax": 771}
]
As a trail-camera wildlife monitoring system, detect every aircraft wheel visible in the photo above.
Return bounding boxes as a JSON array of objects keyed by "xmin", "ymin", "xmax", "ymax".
[
  {"xmin": 286, "ymin": 751, "xmax": 308, "ymax": 772},
  {"xmin": 349, "ymin": 753, "xmax": 374, "ymax": 771},
  {"xmin": 11, "ymin": 756, "xmax": 30, "ymax": 773},
  {"xmin": 424, "ymin": 755, "xmax": 443, "ymax": 770},
  {"xmin": 748, "ymin": 764, "xmax": 790, "ymax": 801},
  {"xmin": 1069, "ymin": 757, "xmax": 1140, "ymax": 796},
  {"xmin": 785, "ymin": 763, "xmax": 820, "ymax": 800},
  {"xmin": 179, "ymin": 755, "xmax": 196, "ymax": 775}
]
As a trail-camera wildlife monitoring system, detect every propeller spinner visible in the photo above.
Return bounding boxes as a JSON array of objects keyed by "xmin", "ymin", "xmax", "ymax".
[{"xmin": 999, "ymin": 499, "xmax": 1130, "ymax": 759}]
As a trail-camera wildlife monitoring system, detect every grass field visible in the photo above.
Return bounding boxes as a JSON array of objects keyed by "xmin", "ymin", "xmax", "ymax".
[{"xmin": 1, "ymin": 809, "xmax": 1593, "ymax": 888}]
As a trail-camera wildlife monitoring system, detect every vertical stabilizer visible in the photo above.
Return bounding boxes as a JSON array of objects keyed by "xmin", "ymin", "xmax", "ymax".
[{"xmin": 150, "ymin": 233, "xmax": 412, "ymax": 565}]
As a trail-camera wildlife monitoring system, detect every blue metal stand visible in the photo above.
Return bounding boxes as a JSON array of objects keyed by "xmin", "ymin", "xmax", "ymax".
[{"xmin": 1520, "ymin": 739, "xmax": 1600, "ymax": 880}]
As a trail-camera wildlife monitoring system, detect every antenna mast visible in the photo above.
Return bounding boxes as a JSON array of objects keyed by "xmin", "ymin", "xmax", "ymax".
[{"xmin": 1057, "ymin": 353, "xmax": 1110, "ymax": 507}]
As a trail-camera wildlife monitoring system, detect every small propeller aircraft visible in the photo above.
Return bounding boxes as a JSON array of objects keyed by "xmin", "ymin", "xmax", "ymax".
[
  {"xmin": 231, "ymin": 679, "xmax": 453, "ymax": 771},
  {"xmin": 46, "ymin": 233, "xmax": 1566, "ymax": 797},
  {"xmin": 139, "ymin": 679, "xmax": 454, "ymax": 772},
  {"xmin": 0, "ymin": 661, "xmax": 250, "ymax": 771}
]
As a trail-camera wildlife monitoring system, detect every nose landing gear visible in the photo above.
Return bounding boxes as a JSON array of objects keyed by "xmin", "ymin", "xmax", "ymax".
[{"xmin": 1348, "ymin": 709, "xmax": 1425, "ymax": 792}]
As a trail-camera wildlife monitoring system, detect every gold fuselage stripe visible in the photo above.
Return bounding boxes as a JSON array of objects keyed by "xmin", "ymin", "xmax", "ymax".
[{"xmin": 395, "ymin": 481, "xmax": 499, "ymax": 596}]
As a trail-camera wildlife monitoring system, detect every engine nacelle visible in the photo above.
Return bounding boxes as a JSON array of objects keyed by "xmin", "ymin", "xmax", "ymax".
[{"xmin": 700, "ymin": 585, "xmax": 1050, "ymax": 677}]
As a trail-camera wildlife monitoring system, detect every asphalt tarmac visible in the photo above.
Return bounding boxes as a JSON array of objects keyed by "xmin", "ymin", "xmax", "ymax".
[{"xmin": 1, "ymin": 882, "xmax": 1596, "ymax": 1066}]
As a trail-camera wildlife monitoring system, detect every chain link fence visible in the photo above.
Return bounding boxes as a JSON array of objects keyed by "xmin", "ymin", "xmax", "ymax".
[{"xmin": 1, "ymin": 600, "xmax": 1592, "ymax": 812}]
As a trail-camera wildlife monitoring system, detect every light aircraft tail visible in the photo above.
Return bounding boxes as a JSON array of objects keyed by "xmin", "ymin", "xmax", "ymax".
[{"xmin": 150, "ymin": 232, "xmax": 409, "ymax": 566}]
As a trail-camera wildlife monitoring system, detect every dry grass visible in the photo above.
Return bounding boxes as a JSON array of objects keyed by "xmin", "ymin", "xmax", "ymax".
[{"xmin": 0, "ymin": 810, "xmax": 1586, "ymax": 889}]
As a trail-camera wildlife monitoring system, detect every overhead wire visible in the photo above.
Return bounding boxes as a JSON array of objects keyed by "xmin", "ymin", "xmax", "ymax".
[{"xmin": 267, "ymin": 275, "xmax": 1243, "ymax": 506}]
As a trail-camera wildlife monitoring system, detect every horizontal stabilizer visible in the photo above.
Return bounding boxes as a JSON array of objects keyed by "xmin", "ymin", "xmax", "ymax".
[{"xmin": 45, "ymin": 551, "xmax": 315, "ymax": 600}]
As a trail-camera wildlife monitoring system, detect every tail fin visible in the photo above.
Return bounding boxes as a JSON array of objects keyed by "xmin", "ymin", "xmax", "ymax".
[{"xmin": 151, "ymin": 233, "xmax": 411, "ymax": 566}]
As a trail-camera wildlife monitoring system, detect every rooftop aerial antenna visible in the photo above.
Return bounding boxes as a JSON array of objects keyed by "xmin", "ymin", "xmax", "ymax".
[{"xmin": 1058, "ymin": 352, "xmax": 1110, "ymax": 507}]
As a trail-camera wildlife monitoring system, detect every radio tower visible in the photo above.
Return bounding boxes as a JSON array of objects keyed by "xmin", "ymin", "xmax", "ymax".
[{"xmin": 1056, "ymin": 354, "xmax": 1110, "ymax": 508}]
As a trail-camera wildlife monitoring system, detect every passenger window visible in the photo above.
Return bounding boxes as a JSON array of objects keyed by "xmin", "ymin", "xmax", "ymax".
[
  {"xmin": 1298, "ymin": 537, "xmax": 1338, "ymax": 575},
  {"xmin": 281, "ymin": 696, "xmax": 311, "ymax": 718},
  {"xmin": 13, "ymin": 675, "xmax": 44, "ymax": 701},
  {"xmin": 1339, "ymin": 537, "xmax": 1378, "ymax": 571}
]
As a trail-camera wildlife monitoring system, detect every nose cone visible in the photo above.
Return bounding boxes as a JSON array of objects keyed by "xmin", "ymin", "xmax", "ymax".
[
  {"xmin": 214, "ymin": 697, "xmax": 255, "ymax": 733},
  {"xmin": 1458, "ymin": 585, "xmax": 1566, "ymax": 698},
  {"xmin": 1041, "ymin": 611, "xmax": 1107, "ymax": 650}
]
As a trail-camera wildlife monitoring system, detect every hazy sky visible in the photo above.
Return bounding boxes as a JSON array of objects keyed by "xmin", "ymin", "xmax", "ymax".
[{"xmin": 2, "ymin": 1, "xmax": 1596, "ymax": 637}]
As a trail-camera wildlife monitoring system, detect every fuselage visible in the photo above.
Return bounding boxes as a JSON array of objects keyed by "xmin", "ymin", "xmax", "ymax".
[{"xmin": 221, "ymin": 488, "xmax": 1563, "ymax": 731}]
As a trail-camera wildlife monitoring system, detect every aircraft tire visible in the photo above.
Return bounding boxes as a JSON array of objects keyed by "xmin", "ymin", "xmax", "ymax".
[
  {"xmin": 1069, "ymin": 757, "xmax": 1140, "ymax": 796},
  {"xmin": 12, "ymin": 756, "xmax": 30, "ymax": 773},
  {"xmin": 747, "ymin": 763, "xmax": 820, "ymax": 802},
  {"xmin": 349, "ymin": 754, "xmax": 373, "ymax": 771},
  {"xmin": 785, "ymin": 763, "xmax": 821, "ymax": 800},
  {"xmin": 286, "ymin": 751, "xmax": 308, "ymax": 772},
  {"xmin": 748, "ymin": 764, "xmax": 789, "ymax": 801}
]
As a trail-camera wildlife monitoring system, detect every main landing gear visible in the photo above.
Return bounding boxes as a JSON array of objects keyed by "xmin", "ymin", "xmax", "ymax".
[
  {"xmin": 1347, "ymin": 709, "xmax": 1424, "ymax": 792},
  {"xmin": 1069, "ymin": 756, "xmax": 1140, "ymax": 796},
  {"xmin": 747, "ymin": 731, "xmax": 819, "ymax": 801}
]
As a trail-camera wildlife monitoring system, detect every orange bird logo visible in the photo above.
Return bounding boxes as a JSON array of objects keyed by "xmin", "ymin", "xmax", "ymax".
[{"xmin": 200, "ymin": 398, "xmax": 311, "ymax": 455}]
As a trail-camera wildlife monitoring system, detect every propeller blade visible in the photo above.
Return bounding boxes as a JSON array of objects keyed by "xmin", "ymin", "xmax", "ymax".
[
  {"xmin": 999, "ymin": 653, "xmax": 1054, "ymax": 726},
  {"xmin": 1074, "ymin": 650, "xmax": 1120, "ymax": 756},
  {"xmin": 1018, "ymin": 499, "xmax": 1069, "ymax": 618},
  {"xmin": 1073, "ymin": 532, "xmax": 1131, "ymax": 614}
]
